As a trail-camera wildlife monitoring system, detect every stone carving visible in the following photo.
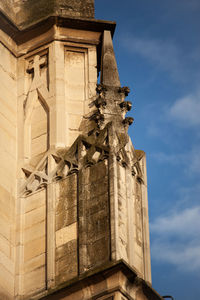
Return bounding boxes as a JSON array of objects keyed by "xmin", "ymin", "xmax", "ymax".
[
  {"xmin": 21, "ymin": 124, "xmax": 109, "ymax": 195},
  {"xmin": 21, "ymin": 45, "xmax": 144, "ymax": 210},
  {"xmin": 23, "ymin": 52, "xmax": 50, "ymax": 162},
  {"xmin": 21, "ymin": 52, "xmax": 50, "ymax": 193},
  {"xmin": 20, "ymin": 34, "xmax": 146, "ymax": 284},
  {"xmin": 118, "ymin": 86, "xmax": 130, "ymax": 97}
]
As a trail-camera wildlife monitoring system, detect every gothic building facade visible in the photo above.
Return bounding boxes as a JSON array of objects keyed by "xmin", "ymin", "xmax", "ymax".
[{"xmin": 0, "ymin": 1, "xmax": 162, "ymax": 299}]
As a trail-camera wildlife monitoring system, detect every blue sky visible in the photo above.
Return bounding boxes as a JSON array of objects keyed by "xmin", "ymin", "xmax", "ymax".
[{"xmin": 96, "ymin": 1, "xmax": 200, "ymax": 299}]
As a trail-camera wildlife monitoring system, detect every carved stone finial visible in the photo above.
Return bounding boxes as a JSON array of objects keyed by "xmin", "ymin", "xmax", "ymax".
[{"xmin": 101, "ymin": 30, "xmax": 121, "ymax": 87}]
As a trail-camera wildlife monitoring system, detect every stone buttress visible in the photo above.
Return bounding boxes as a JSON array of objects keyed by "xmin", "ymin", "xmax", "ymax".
[{"xmin": 0, "ymin": 1, "xmax": 162, "ymax": 300}]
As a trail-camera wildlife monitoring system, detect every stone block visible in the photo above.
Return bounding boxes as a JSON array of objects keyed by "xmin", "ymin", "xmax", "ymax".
[
  {"xmin": 24, "ymin": 253, "xmax": 46, "ymax": 274},
  {"xmin": 0, "ymin": 217, "xmax": 11, "ymax": 241},
  {"xmin": 89, "ymin": 160, "xmax": 108, "ymax": 182},
  {"xmin": 56, "ymin": 222, "xmax": 77, "ymax": 248},
  {"xmin": 79, "ymin": 163, "xmax": 110, "ymax": 272},
  {"xmin": 55, "ymin": 239, "xmax": 78, "ymax": 285},
  {"xmin": 55, "ymin": 249, "xmax": 78, "ymax": 285},
  {"xmin": 68, "ymin": 113, "xmax": 83, "ymax": 130},
  {"xmin": 0, "ymin": 264, "xmax": 14, "ymax": 295},
  {"xmin": 24, "ymin": 236, "xmax": 46, "ymax": 262},
  {"xmin": 31, "ymin": 133, "xmax": 48, "ymax": 157},
  {"xmin": 24, "ymin": 221, "xmax": 46, "ymax": 244},
  {"xmin": 0, "ymin": 251, "xmax": 14, "ymax": 275},
  {"xmin": 0, "ymin": 235, "xmax": 10, "ymax": 258},
  {"xmin": 87, "ymin": 236, "xmax": 110, "ymax": 268},
  {"xmin": 87, "ymin": 212, "xmax": 109, "ymax": 241},
  {"xmin": 88, "ymin": 48, "xmax": 97, "ymax": 67},
  {"xmin": 24, "ymin": 189, "xmax": 46, "ymax": 213},
  {"xmin": 0, "ymin": 112, "xmax": 16, "ymax": 140},
  {"xmin": 0, "ymin": 184, "xmax": 15, "ymax": 221},
  {"xmin": 56, "ymin": 205, "xmax": 77, "ymax": 231},
  {"xmin": 65, "ymin": 101, "xmax": 84, "ymax": 114},
  {"xmin": 24, "ymin": 205, "xmax": 46, "ymax": 229},
  {"xmin": 56, "ymin": 239, "xmax": 77, "ymax": 260},
  {"xmin": 23, "ymin": 266, "xmax": 46, "ymax": 295}
]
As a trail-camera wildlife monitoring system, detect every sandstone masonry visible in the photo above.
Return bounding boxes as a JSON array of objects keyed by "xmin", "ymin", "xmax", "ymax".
[{"xmin": 0, "ymin": 1, "xmax": 162, "ymax": 300}]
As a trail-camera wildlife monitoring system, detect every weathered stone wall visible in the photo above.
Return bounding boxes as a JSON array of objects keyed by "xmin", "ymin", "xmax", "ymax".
[
  {"xmin": 0, "ymin": 42, "xmax": 17, "ymax": 299},
  {"xmin": 116, "ymin": 154, "xmax": 151, "ymax": 282},
  {"xmin": 117, "ymin": 163, "xmax": 129, "ymax": 262},
  {"xmin": 0, "ymin": 8, "xmax": 152, "ymax": 298},
  {"xmin": 65, "ymin": 45, "xmax": 97, "ymax": 146},
  {"xmin": 14, "ymin": 26, "xmax": 99, "ymax": 297},
  {"xmin": 21, "ymin": 189, "xmax": 47, "ymax": 296},
  {"xmin": 79, "ymin": 160, "xmax": 110, "ymax": 273},
  {"xmin": 55, "ymin": 174, "xmax": 78, "ymax": 285}
]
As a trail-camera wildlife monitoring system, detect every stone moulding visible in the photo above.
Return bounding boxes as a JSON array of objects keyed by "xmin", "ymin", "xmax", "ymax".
[
  {"xmin": 39, "ymin": 260, "xmax": 162, "ymax": 300},
  {"xmin": 21, "ymin": 121, "xmax": 144, "ymax": 196},
  {"xmin": 0, "ymin": 11, "xmax": 116, "ymax": 47}
]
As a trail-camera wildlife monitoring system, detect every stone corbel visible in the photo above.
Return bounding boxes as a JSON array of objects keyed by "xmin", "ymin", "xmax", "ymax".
[
  {"xmin": 120, "ymin": 100, "xmax": 132, "ymax": 111},
  {"xmin": 118, "ymin": 86, "xmax": 130, "ymax": 97},
  {"xmin": 122, "ymin": 117, "xmax": 134, "ymax": 130},
  {"xmin": 94, "ymin": 96, "xmax": 107, "ymax": 109},
  {"xmin": 119, "ymin": 100, "xmax": 132, "ymax": 112},
  {"xmin": 96, "ymin": 83, "xmax": 107, "ymax": 95}
]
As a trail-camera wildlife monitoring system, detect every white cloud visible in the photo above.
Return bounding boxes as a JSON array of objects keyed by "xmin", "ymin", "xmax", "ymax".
[
  {"xmin": 150, "ymin": 144, "xmax": 200, "ymax": 176},
  {"xmin": 151, "ymin": 206, "xmax": 200, "ymax": 272},
  {"xmin": 170, "ymin": 93, "xmax": 200, "ymax": 127},
  {"xmin": 177, "ymin": 184, "xmax": 200, "ymax": 208},
  {"xmin": 151, "ymin": 206, "xmax": 200, "ymax": 237},
  {"xmin": 150, "ymin": 152, "xmax": 182, "ymax": 165},
  {"xmin": 189, "ymin": 145, "xmax": 200, "ymax": 174},
  {"xmin": 151, "ymin": 240, "xmax": 200, "ymax": 272},
  {"xmin": 122, "ymin": 36, "xmax": 183, "ymax": 81}
]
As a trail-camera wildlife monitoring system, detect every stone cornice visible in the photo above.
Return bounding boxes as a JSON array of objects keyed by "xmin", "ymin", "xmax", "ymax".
[
  {"xmin": 0, "ymin": 12, "xmax": 116, "ymax": 46},
  {"xmin": 39, "ymin": 260, "xmax": 163, "ymax": 300}
]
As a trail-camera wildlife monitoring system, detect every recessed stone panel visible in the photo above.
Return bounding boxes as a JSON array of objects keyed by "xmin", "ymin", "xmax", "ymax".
[{"xmin": 79, "ymin": 160, "xmax": 110, "ymax": 273}]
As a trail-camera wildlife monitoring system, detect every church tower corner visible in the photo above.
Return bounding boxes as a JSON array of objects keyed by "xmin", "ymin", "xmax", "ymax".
[{"xmin": 0, "ymin": 1, "xmax": 163, "ymax": 299}]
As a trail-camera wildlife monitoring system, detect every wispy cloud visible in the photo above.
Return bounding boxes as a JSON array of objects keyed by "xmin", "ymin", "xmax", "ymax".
[
  {"xmin": 169, "ymin": 92, "xmax": 200, "ymax": 127},
  {"xmin": 121, "ymin": 34, "xmax": 200, "ymax": 86},
  {"xmin": 151, "ymin": 206, "xmax": 200, "ymax": 272},
  {"xmin": 175, "ymin": 184, "xmax": 200, "ymax": 208},
  {"xmin": 150, "ymin": 152, "xmax": 182, "ymax": 165},
  {"xmin": 123, "ymin": 36, "xmax": 181, "ymax": 80},
  {"xmin": 150, "ymin": 143, "xmax": 200, "ymax": 176},
  {"xmin": 151, "ymin": 207, "xmax": 200, "ymax": 236}
]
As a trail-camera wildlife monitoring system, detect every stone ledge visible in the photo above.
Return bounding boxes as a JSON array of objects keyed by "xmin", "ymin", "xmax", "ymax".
[
  {"xmin": 0, "ymin": 12, "xmax": 116, "ymax": 46},
  {"xmin": 37, "ymin": 260, "xmax": 163, "ymax": 300}
]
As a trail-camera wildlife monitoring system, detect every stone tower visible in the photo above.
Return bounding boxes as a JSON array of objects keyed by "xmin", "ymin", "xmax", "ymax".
[{"xmin": 0, "ymin": 1, "xmax": 162, "ymax": 300}]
